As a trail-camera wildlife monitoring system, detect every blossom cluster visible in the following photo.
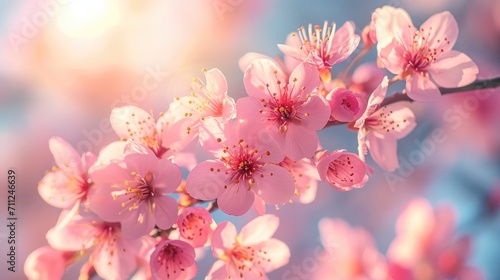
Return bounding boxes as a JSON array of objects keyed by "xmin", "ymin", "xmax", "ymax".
[{"xmin": 25, "ymin": 6, "xmax": 480, "ymax": 280}]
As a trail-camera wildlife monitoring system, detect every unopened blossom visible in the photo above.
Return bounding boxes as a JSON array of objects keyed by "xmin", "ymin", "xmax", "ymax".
[
  {"xmin": 349, "ymin": 62, "xmax": 386, "ymax": 95},
  {"xmin": 387, "ymin": 198, "xmax": 482, "ymax": 280},
  {"xmin": 325, "ymin": 87, "xmax": 367, "ymax": 122},
  {"xmin": 110, "ymin": 105, "xmax": 196, "ymax": 159},
  {"xmin": 168, "ymin": 68, "xmax": 236, "ymax": 124},
  {"xmin": 278, "ymin": 21, "xmax": 360, "ymax": 82},
  {"xmin": 316, "ymin": 150, "xmax": 372, "ymax": 191},
  {"xmin": 206, "ymin": 215, "xmax": 290, "ymax": 279},
  {"xmin": 237, "ymin": 58, "xmax": 330, "ymax": 160},
  {"xmin": 88, "ymin": 141, "xmax": 181, "ymax": 238},
  {"xmin": 24, "ymin": 246, "xmax": 76, "ymax": 280},
  {"xmin": 355, "ymin": 77, "xmax": 417, "ymax": 171},
  {"xmin": 38, "ymin": 137, "xmax": 96, "ymax": 209},
  {"xmin": 186, "ymin": 118, "xmax": 295, "ymax": 216},
  {"xmin": 176, "ymin": 206, "xmax": 213, "ymax": 248},
  {"xmin": 46, "ymin": 209, "xmax": 155, "ymax": 280},
  {"xmin": 312, "ymin": 218, "xmax": 388, "ymax": 280},
  {"xmin": 279, "ymin": 157, "xmax": 319, "ymax": 204},
  {"xmin": 373, "ymin": 7, "xmax": 478, "ymax": 102},
  {"xmin": 150, "ymin": 239, "xmax": 198, "ymax": 280}
]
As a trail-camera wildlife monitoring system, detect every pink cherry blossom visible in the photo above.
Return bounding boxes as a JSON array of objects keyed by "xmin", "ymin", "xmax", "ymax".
[
  {"xmin": 387, "ymin": 198, "xmax": 482, "ymax": 280},
  {"xmin": 355, "ymin": 77, "xmax": 417, "ymax": 171},
  {"xmin": 312, "ymin": 218, "xmax": 388, "ymax": 280},
  {"xmin": 316, "ymin": 150, "xmax": 372, "ymax": 191},
  {"xmin": 279, "ymin": 157, "xmax": 319, "ymax": 204},
  {"xmin": 207, "ymin": 214, "xmax": 290, "ymax": 279},
  {"xmin": 168, "ymin": 68, "xmax": 236, "ymax": 123},
  {"xmin": 38, "ymin": 137, "xmax": 96, "ymax": 209},
  {"xmin": 325, "ymin": 87, "xmax": 367, "ymax": 122},
  {"xmin": 24, "ymin": 246, "xmax": 75, "ymax": 280},
  {"xmin": 110, "ymin": 105, "xmax": 196, "ymax": 159},
  {"xmin": 185, "ymin": 118, "xmax": 295, "ymax": 216},
  {"xmin": 150, "ymin": 239, "xmax": 198, "ymax": 280},
  {"xmin": 176, "ymin": 206, "xmax": 213, "ymax": 248},
  {"xmin": 46, "ymin": 208, "xmax": 156, "ymax": 280},
  {"xmin": 373, "ymin": 7, "xmax": 479, "ymax": 102},
  {"xmin": 237, "ymin": 58, "xmax": 330, "ymax": 160},
  {"xmin": 278, "ymin": 21, "xmax": 360, "ymax": 82},
  {"xmin": 88, "ymin": 141, "xmax": 181, "ymax": 238}
]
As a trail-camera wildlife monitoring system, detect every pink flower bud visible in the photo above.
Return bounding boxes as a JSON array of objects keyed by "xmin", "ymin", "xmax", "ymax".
[{"xmin": 325, "ymin": 88, "xmax": 367, "ymax": 122}]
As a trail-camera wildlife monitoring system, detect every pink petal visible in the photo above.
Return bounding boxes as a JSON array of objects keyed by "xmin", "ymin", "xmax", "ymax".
[
  {"xmin": 206, "ymin": 260, "xmax": 228, "ymax": 280},
  {"xmin": 406, "ymin": 73, "xmax": 441, "ymax": 102},
  {"xmin": 420, "ymin": 11, "xmax": 458, "ymax": 53},
  {"xmin": 49, "ymin": 137, "xmax": 82, "ymax": 177},
  {"xmin": 46, "ymin": 212, "xmax": 98, "ymax": 251},
  {"xmin": 204, "ymin": 68, "xmax": 228, "ymax": 100},
  {"xmin": 236, "ymin": 96, "xmax": 265, "ymax": 121},
  {"xmin": 252, "ymin": 193, "xmax": 267, "ymax": 216},
  {"xmin": 278, "ymin": 42, "xmax": 306, "ymax": 64},
  {"xmin": 371, "ymin": 103, "xmax": 417, "ymax": 140},
  {"xmin": 94, "ymin": 141, "xmax": 127, "ymax": 165},
  {"xmin": 355, "ymin": 77, "xmax": 389, "ymax": 129},
  {"xmin": 282, "ymin": 33, "xmax": 302, "ymax": 73},
  {"xmin": 239, "ymin": 52, "xmax": 276, "ymax": 73},
  {"xmin": 288, "ymin": 62, "xmax": 320, "ymax": 101},
  {"xmin": 395, "ymin": 198, "xmax": 434, "ymax": 236},
  {"xmin": 377, "ymin": 37, "xmax": 407, "ymax": 74},
  {"xmin": 366, "ymin": 133, "xmax": 399, "ymax": 171},
  {"xmin": 110, "ymin": 106, "xmax": 158, "ymax": 145},
  {"xmin": 24, "ymin": 246, "xmax": 68, "ymax": 280},
  {"xmin": 233, "ymin": 119, "xmax": 285, "ymax": 163},
  {"xmin": 198, "ymin": 117, "xmax": 226, "ymax": 157},
  {"xmin": 373, "ymin": 6, "xmax": 414, "ymax": 46},
  {"xmin": 217, "ymin": 183, "xmax": 255, "ymax": 216},
  {"xmin": 298, "ymin": 94, "xmax": 331, "ymax": 130},
  {"xmin": 185, "ymin": 161, "xmax": 225, "ymax": 200},
  {"xmin": 153, "ymin": 195, "xmax": 178, "ymax": 230},
  {"xmin": 254, "ymin": 239, "xmax": 291, "ymax": 272},
  {"xmin": 253, "ymin": 164, "xmax": 295, "ymax": 205},
  {"xmin": 429, "ymin": 50, "xmax": 478, "ymax": 88},
  {"xmin": 151, "ymin": 159, "xmax": 182, "ymax": 194},
  {"xmin": 327, "ymin": 21, "xmax": 360, "ymax": 66},
  {"xmin": 157, "ymin": 112, "xmax": 198, "ymax": 157},
  {"xmin": 38, "ymin": 171, "xmax": 82, "ymax": 209},
  {"xmin": 240, "ymin": 214, "xmax": 279, "ymax": 246},
  {"xmin": 92, "ymin": 235, "xmax": 142, "ymax": 280},
  {"xmin": 283, "ymin": 124, "xmax": 319, "ymax": 160},
  {"xmin": 244, "ymin": 59, "xmax": 286, "ymax": 99},
  {"xmin": 212, "ymin": 221, "xmax": 237, "ymax": 254},
  {"xmin": 119, "ymin": 203, "xmax": 157, "ymax": 239}
]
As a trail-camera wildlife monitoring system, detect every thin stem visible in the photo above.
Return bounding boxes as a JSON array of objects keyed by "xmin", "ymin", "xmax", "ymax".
[
  {"xmin": 324, "ymin": 77, "xmax": 500, "ymax": 128},
  {"xmin": 337, "ymin": 47, "xmax": 370, "ymax": 83}
]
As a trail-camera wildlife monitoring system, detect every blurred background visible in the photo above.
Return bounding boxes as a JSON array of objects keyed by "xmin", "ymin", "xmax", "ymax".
[{"xmin": 1, "ymin": 0, "xmax": 499, "ymax": 279}]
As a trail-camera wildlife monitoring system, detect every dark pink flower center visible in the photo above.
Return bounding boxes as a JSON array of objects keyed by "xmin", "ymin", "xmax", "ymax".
[
  {"xmin": 180, "ymin": 213, "xmax": 207, "ymax": 240},
  {"xmin": 401, "ymin": 25, "xmax": 450, "ymax": 75},
  {"xmin": 114, "ymin": 171, "xmax": 155, "ymax": 212},
  {"xmin": 229, "ymin": 245, "xmax": 270, "ymax": 278},
  {"xmin": 365, "ymin": 106, "xmax": 409, "ymax": 133},
  {"xmin": 326, "ymin": 155, "xmax": 357, "ymax": 187},
  {"xmin": 155, "ymin": 244, "xmax": 188, "ymax": 278}
]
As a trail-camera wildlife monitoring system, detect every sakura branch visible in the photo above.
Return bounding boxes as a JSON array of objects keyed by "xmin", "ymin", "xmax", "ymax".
[{"xmin": 26, "ymin": 5, "xmax": 488, "ymax": 280}]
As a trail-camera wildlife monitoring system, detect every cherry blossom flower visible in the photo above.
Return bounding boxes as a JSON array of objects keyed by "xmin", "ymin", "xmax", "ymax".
[
  {"xmin": 38, "ymin": 137, "xmax": 96, "ymax": 209},
  {"xmin": 46, "ymin": 208, "xmax": 156, "ymax": 280},
  {"xmin": 88, "ymin": 141, "xmax": 181, "ymax": 238},
  {"xmin": 110, "ymin": 105, "xmax": 196, "ymax": 159},
  {"xmin": 312, "ymin": 218, "xmax": 388, "ymax": 280},
  {"xmin": 372, "ymin": 7, "xmax": 479, "ymax": 102},
  {"xmin": 185, "ymin": 118, "xmax": 295, "ymax": 216},
  {"xmin": 279, "ymin": 157, "xmax": 319, "ymax": 204},
  {"xmin": 387, "ymin": 198, "xmax": 482, "ymax": 280},
  {"xmin": 278, "ymin": 21, "xmax": 360, "ymax": 82},
  {"xmin": 237, "ymin": 58, "xmax": 330, "ymax": 160},
  {"xmin": 176, "ymin": 206, "xmax": 213, "ymax": 248},
  {"xmin": 168, "ymin": 68, "xmax": 236, "ymax": 124},
  {"xmin": 24, "ymin": 246, "xmax": 76, "ymax": 280},
  {"xmin": 325, "ymin": 87, "xmax": 367, "ymax": 122},
  {"xmin": 150, "ymin": 239, "xmax": 198, "ymax": 280},
  {"xmin": 355, "ymin": 77, "xmax": 417, "ymax": 171},
  {"xmin": 316, "ymin": 150, "xmax": 372, "ymax": 191},
  {"xmin": 206, "ymin": 214, "xmax": 290, "ymax": 279},
  {"xmin": 348, "ymin": 62, "xmax": 386, "ymax": 95}
]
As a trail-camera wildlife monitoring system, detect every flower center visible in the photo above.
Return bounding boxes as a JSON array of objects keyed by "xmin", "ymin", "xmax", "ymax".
[
  {"xmin": 113, "ymin": 171, "xmax": 155, "ymax": 212},
  {"xmin": 228, "ymin": 245, "xmax": 270, "ymax": 278}
]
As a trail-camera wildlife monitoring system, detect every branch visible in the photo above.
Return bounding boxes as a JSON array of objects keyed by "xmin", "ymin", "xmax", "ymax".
[{"xmin": 325, "ymin": 77, "xmax": 500, "ymax": 128}]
